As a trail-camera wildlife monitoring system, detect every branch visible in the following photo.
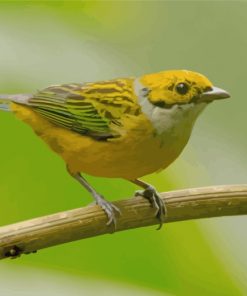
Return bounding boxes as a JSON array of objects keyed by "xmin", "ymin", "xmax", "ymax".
[{"xmin": 0, "ymin": 184, "xmax": 247, "ymax": 259}]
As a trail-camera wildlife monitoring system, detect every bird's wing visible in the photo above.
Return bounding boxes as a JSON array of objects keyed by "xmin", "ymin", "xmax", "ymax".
[{"xmin": 28, "ymin": 79, "xmax": 140, "ymax": 140}]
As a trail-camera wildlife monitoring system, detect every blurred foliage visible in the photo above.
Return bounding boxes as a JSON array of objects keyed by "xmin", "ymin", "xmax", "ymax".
[{"xmin": 0, "ymin": 1, "xmax": 246, "ymax": 295}]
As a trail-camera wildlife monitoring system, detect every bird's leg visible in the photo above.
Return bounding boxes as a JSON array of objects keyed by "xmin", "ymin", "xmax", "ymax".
[
  {"xmin": 131, "ymin": 179, "xmax": 166, "ymax": 229},
  {"xmin": 67, "ymin": 167, "xmax": 121, "ymax": 229}
]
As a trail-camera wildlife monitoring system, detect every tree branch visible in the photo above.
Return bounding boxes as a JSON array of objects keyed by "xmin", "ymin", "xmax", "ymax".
[{"xmin": 0, "ymin": 184, "xmax": 247, "ymax": 259}]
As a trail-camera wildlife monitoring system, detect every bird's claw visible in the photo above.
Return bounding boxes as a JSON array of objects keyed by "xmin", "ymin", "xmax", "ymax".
[
  {"xmin": 95, "ymin": 196, "xmax": 121, "ymax": 229},
  {"xmin": 135, "ymin": 186, "xmax": 166, "ymax": 230}
]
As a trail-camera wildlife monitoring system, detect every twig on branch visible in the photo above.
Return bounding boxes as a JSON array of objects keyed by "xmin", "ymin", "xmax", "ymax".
[{"xmin": 0, "ymin": 184, "xmax": 246, "ymax": 260}]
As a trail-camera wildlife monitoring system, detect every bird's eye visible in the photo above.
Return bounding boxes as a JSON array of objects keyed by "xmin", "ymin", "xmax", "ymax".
[{"xmin": 175, "ymin": 83, "xmax": 189, "ymax": 95}]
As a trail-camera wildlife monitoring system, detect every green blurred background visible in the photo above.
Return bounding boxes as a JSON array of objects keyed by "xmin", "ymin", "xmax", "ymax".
[{"xmin": 0, "ymin": 1, "xmax": 246, "ymax": 295}]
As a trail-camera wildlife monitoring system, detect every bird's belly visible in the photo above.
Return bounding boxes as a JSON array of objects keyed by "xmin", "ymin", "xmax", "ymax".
[
  {"xmin": 45, "ymin": 124, "xmax": 189, "ymax": 180},
  {"xmin": 12, "ymin": 103, "xmax": 191, "ymax": 180},
  {"xmin": 76, "ymin": 139, "xmax": 187, "ymax": 180},
  {"xmin": 48, "ymin": 132, "xmax": 188, "ymax": 180}
]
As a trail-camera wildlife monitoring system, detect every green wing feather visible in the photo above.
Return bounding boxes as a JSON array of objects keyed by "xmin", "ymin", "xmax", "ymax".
[{"xmin": 28, "ymin": 79, "xmax": 140, "ymax": 140}]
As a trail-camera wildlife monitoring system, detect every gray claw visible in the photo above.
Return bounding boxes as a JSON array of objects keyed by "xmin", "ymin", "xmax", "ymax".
[
  {"xmin": 94, "ymin": 195, "xmax": 121, "ymax": 229},
  {"xmin": 135, "ymin": 186, "xmax": 166, "ymax": 229}
]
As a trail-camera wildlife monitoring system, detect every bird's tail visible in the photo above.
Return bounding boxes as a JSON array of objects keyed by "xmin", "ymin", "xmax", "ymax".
[{"xmin": 0, "ymin": 94, "xmax": 32, "ymax": 112}]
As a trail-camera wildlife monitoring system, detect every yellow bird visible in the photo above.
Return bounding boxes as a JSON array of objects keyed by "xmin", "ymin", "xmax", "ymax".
[{"xmin": 0, "ymin": 70, "xmax": 230, "ymax": 228}]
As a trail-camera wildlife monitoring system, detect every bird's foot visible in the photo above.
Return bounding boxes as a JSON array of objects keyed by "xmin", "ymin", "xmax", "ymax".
[
  {"xmin": 93, "ymin": 194, "xmax": 121, "ymax": 229},
  {"xmin": 135, "ymin": 186, "xmax": 166, "ymax": 229}
]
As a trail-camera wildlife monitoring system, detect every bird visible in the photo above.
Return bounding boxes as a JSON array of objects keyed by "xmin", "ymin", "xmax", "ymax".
[{"xmin": 0, "ymin": 70, "xmax": 230, "ymax": 229}]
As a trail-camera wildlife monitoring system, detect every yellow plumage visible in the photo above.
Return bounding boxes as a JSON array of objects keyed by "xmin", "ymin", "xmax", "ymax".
[
  {"xmin": 0, "ymin": 70, "xmax": 230, "ymax": 228},
  {"xmin": 11, "ymin": 102, "xmax": 187, "ymax": 179}
]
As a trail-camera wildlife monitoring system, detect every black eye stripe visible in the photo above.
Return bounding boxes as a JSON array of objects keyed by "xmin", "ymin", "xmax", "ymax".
[
  {"xmin": 151, "ymin": 82, "xmax": 211, "ymax": 108},
  {"xmin": 153, "ymin": 100, "xmax": 194, "ymax": 109},
  {"xmin": 153, "ymin": 101, "xmax": 169, "ymax": 108},
  {"xmin": 167, "ymin": 84, "xmax": 174, "ymax": 91},
  {"xmin": 204, "ymin": 86, "xmax": 213, "ymax": 92}
]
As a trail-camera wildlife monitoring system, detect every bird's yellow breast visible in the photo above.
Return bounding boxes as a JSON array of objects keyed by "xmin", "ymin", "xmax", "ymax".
[{"xmin": 11, "ymin": 102, "xmax": 190, "ymax": 180}]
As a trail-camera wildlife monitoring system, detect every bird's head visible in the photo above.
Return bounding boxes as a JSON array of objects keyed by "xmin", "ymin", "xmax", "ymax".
[
  {"xmin": 138, "ymin": 70, "xmax": 230, "ymax": 107},
  {"xmin": 134, "ymin": 70, "xmax": 230, "ymax": 135}
]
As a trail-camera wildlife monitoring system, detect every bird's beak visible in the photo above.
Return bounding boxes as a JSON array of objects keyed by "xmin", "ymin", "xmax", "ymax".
[{"xmin": 199, "ymin": 87, "xmax": 230, "ymax": 103}]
